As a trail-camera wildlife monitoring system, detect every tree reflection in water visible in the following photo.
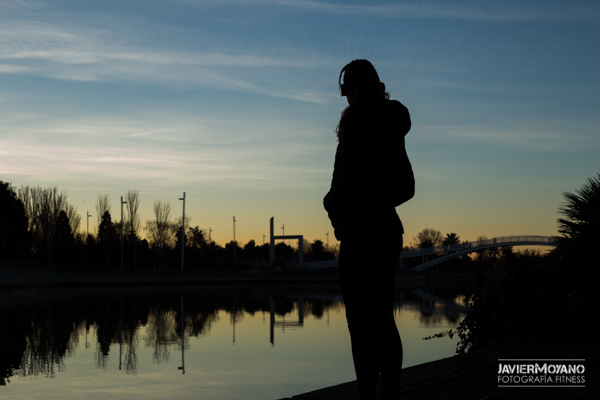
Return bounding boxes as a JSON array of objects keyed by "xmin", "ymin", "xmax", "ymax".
[
  {"xmin": 0, "ymin": 284, "xmax": 468, "ymax": 386},
  {"xmin": 146, "ymin": 307, "xmax": 178, "ymax": 363}
]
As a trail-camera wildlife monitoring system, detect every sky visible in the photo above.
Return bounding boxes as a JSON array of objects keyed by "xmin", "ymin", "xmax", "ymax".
[{"xmin": 1, "ymin": 0, "xmax": 599, "ymax": 248}]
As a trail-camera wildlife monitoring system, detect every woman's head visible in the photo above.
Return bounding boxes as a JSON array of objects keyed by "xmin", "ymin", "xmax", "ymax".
[{"xmin": 339, "ymin": 59, "xmax": 388, "ymax": 104}]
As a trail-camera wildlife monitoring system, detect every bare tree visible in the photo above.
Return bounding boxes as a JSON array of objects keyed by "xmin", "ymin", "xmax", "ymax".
[
  {"xmin": 123, "ymin": 190, "xmax": 142, "ymax": 268},
  {"xmin": 65, "ymin": 203, "xmax": 81, "ymax": 236},
  {"xmin": 144, "ymin": 200, "xmax": 175, "ymax": 267},
  {"xmin": 415, "ymin": 228, "xmax": 443, "ymax": 249},
  {"xmin": 475, "ymin": 235, "xmax": 499, "ymax": 260},
  {"xmin": 125, "ymin": 190, "xmax": 141, "ymax": 238},
  {"xmin": 95, "ymin": 194, "xmax": 111, "ymax": 229},
  {"xmin": 17, "ymin": 186, "xmax": 71, "ymax": 262},
  {"xmin": 146, "ymin": 200, "xmax": 174, "ymax": 250}
]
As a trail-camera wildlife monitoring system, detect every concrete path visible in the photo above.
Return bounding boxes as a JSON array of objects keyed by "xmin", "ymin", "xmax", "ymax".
[{"xmin": 279, "ymin": 346, "xmax": 597, "ymax": 400}]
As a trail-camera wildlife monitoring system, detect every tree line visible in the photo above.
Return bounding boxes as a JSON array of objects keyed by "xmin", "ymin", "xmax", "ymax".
[
  {"xmin": 1, "ymin": 178, "xmax": 536, "ymax": 271},
  {"xmin": 0, "ymin": 181, "xmax": 336, "ymax": 269}
]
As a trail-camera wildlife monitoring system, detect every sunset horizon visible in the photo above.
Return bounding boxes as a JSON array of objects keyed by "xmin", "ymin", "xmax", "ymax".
[{"xmin": 2, "ymin": 0, "xmax": 598, "ymax": 251}]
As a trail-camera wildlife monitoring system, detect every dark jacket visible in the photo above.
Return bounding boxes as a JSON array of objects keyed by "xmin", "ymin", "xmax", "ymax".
[{"xmin": 323, "ymin": 99, "xmax": 414, "ymax": 241}]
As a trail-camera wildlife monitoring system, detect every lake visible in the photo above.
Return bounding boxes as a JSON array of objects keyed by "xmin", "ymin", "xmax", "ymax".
[{"xmin": 0, "ymin": 283, "xmax": 468, "ymax": 399}]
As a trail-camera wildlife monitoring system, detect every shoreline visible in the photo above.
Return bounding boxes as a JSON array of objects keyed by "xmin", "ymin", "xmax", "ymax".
[{"xmin": 0, "ymin": 260, "xmax": 473, "ymax": 289}]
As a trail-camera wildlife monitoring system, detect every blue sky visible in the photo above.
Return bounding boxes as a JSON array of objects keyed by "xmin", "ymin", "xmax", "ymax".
[{"xmin": 1, "ymin": 0, "xmax": 599, "ymax": 247}]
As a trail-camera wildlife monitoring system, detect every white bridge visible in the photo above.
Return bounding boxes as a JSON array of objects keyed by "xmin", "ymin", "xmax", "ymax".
[
  {"xmin": 403, "ymin": 235, "xmax": 555, "ymax": 271},
  {"xmin": 304, "ymin": 235, "xmax": 556, "ymax": 271}
]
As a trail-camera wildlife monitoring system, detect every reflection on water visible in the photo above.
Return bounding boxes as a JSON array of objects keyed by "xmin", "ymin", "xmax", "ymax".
[{"xmin": 0, "ymin": 284, "xmax": 468, "ymax": 399}]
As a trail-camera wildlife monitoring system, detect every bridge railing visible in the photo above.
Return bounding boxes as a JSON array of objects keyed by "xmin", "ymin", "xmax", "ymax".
[{"xmin": 400, "ymin": 235, "xmax": 555, "ymax": 259}]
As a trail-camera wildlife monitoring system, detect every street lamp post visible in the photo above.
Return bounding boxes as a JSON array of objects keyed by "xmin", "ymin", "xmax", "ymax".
[
  {"xmin": 232, "ymin": 216, "xmax": 236, "ymax": 265},
  {"xmin": 86, "ymin": 211, "xmax": 92, "ymax": 240},
  {"xmin": 120, "ymin": 196, "xmax": 127, "ymax": 270},
  {"xmin": 179, "ymin": 192, "xmax": 186, "ymax": 272}
]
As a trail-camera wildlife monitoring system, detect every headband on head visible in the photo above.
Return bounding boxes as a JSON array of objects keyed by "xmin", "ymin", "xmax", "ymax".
[{"xmin": 338, "ymin": 65, "xmax": 348, "ymax": 97}]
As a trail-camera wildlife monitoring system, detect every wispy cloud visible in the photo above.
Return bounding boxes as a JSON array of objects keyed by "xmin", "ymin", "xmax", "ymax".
[
  {"xmin": 1, "ymin": 112, "xmax": 331, "ymax": 192},
  {"xmin": 418, "ymin": 122, "xmax": 600, "ymax": 154},
  {"xmin": 0, "ymin": 11, "xmax": 334, "ymax": 104},
  {"xmin": 0, "ymin": 63, "xmax": 34, "ymax": 73},
  {"xmin": 175, "ymin": 0, "xmax": 600, "ymax": 22}
]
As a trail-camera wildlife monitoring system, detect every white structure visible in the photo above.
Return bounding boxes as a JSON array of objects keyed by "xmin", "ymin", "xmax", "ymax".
[
  {"xmin": 269, "ymin": 217, "xmax": 303, "ymax": 267},
  {"xmin": 302, "ymin": 235, "xmax": 556, "ymax": 270}
]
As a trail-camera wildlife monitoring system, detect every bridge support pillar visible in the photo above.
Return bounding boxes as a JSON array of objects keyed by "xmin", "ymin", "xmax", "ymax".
[{"xmin": 269, "ymin": 217, "xmax": 303, "ymax": 267}]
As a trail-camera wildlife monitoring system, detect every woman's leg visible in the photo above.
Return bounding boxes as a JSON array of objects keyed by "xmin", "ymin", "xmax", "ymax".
[
  {"xmin": 339, "ymin": 238, "xmax": 379, "ymax": 399},
  {"xmin": 339, "ymin": 236, "xmax": 403, "ymax": 399},
  {"xmin": 378, "ymin": 241, "xmax": 403, "ymax": 399}
]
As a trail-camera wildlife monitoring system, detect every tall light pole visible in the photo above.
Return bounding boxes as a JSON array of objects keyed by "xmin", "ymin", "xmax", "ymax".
[
  {"xmin": 86, "ymin": 211, "xmax": 92, "ymax": 240},
  {"xmin": 232, "ymin": 216, "xmax": 236, "ymax": 265},
  {"xmin": 179, "ymin": 192, "xmax": 186, "ymax": 272},
  {"xmin": 120, "ymin": 196, "xmax": 127, "ymax": 270}
]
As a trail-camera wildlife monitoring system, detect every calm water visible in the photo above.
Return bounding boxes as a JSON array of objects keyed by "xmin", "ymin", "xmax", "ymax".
[{"xmin": 0, "ymin": 283, "xmax": 468, "ymax": 399}]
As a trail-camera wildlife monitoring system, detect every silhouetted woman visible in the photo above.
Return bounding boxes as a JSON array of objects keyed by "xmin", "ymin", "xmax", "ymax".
[{"xmin": 324, "ymin": 59, "xmax": 414, "ymax": 400}]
